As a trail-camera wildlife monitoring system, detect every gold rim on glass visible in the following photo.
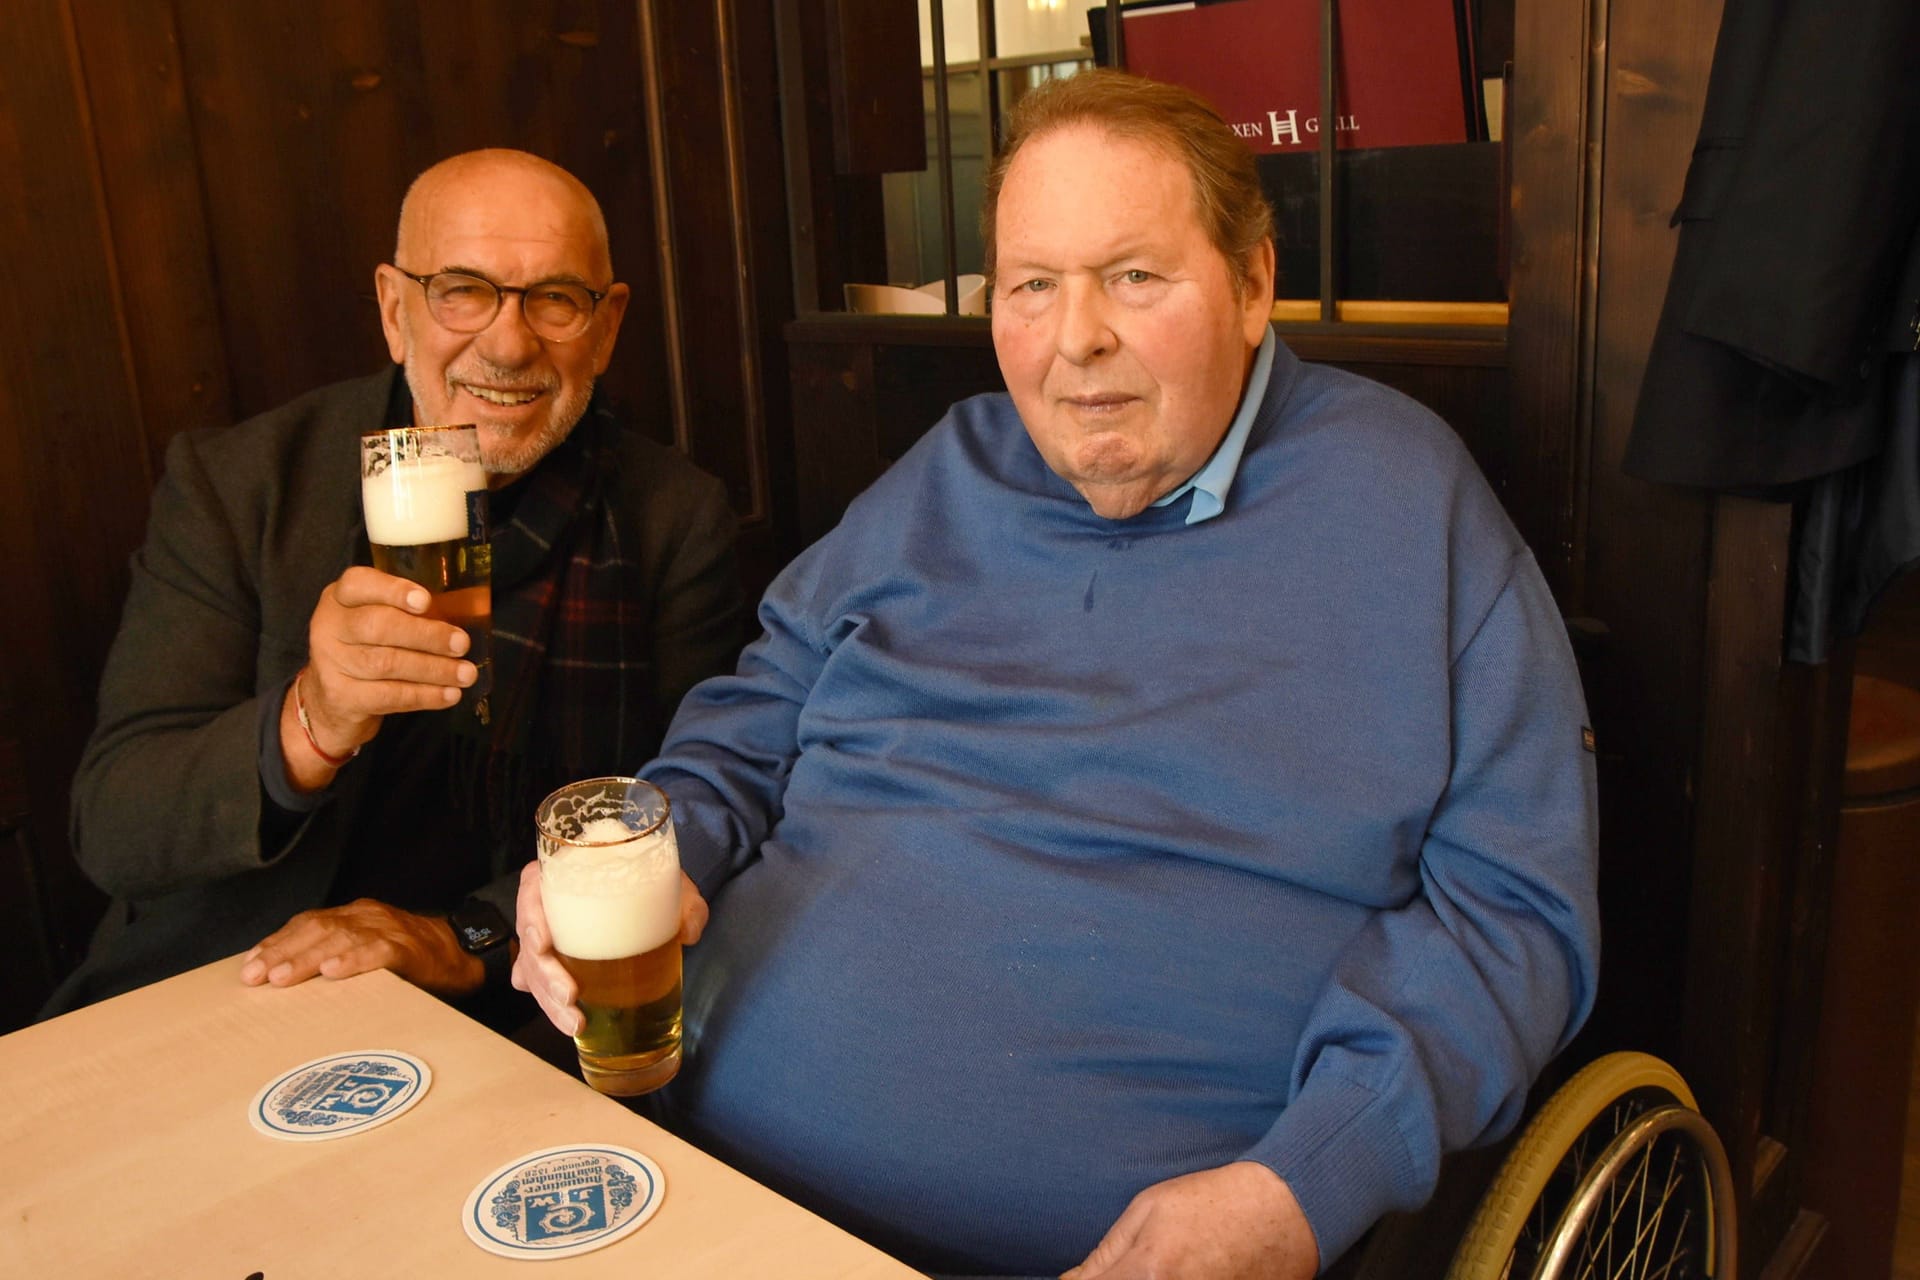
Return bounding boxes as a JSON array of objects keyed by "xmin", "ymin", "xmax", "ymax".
[{"xmin": 535, "ymin": 776, "xmax": 672, "ymax": 846}]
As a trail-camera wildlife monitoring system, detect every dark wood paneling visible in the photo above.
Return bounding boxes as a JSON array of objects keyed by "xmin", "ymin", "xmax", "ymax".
[
  {"xmin": 1765, "ymin": 650, "xmax": 1851, "ymax": 1273},
  {"xmin": 1569, "ymin": 0, "xmax": 1722, "ymax": 1074},
  {"xmin": 1670, "ymin": 499, "xmax": 1854, "ymax": 1277},
  {"xmin": 649, "ymin": 2, "xmax": 747, "ymax": 480},
  {"xmin": 0, "ymin": 0, "xmax": 144, "ymax": 1023},
  {"xmin": 168, "ymin": 0, "xmax": 673, "ymax": 433},
  {"xmin": 823, "ymin": 0, "xmax": 923, "ymax": 175},
  {"xmin": 1799, "ymin": 667, "xmax": 1915, "ymax": 1280},
  {"xmin": 169, "ymin": 1, "xmax": 419, "ymax": 412},
  {"xmin": 790, "ymin": 339, "xmax": 882, "ymax": 548},
  {"xmin": 1505, "ymin": 0, "xmax": 1588, "ymax": 599},
  {"xmin": 1684, "ymin": 496, "xmax": 1798, "ymax": 1234},
  {"xmin": 70, "ymin": 0, "xmax": 233, "ymax": 475},
  {"xmin": 726, "ymin": 0, "xmax": 805, "ymax": 591}
]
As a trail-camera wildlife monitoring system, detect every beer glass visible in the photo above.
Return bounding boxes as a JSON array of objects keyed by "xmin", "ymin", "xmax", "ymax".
[
  {"xmin": 535, "ymin": 777, "xmax": 685, "ymax": 1096},
  {"xmin": 359, "ymin": 424, "xmax": 491, "ymax": 715}
]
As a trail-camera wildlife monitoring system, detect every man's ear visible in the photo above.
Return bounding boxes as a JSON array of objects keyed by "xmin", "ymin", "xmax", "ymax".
[
  {"xmin": 1241, "ymin": 239, "xmax": 1277, "ymax": 347},
  {"xmin": 590, "ymin": 282, "xmax": 632, "ymax": 376},
  {"xmin": 374, "ymin": 264, "xmax": 408, "ymax": 365}
]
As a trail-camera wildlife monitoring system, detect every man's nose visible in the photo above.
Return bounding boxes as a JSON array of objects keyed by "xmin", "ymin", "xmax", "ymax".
[
  {"xmin": 1055, "ymin": 280, "xmax": 1115, "ymax": 364},
  {"xmin": 475, "ymin": 292, "xmax": 544, "ymax": 365}
]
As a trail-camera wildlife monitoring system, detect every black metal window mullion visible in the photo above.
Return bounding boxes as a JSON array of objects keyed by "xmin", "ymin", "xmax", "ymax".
[
  {"xmin": 977, "ymin": 0, "xmax": 998, "ymax": 244},
  {"xmin": 1318, "ymin": 0, "xmax": 1339, "ymax": 321},
  {"xmin": 928, "ymin": 0, "xmax": 960, "ymax": 317}
]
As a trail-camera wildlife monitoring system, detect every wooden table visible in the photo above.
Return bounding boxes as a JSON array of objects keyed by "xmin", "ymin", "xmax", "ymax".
[{"xmin": 0, "ymin": 958, "xmax": 925, "ymax": 1279}]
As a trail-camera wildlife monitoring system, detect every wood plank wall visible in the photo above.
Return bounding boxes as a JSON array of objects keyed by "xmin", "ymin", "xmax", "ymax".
[
  {"xmin": 0, "ymin": 0, "xmax": 794, "ymax": 1028},
  {"xmin": 1533, "ymin": 0, "xmax": 1852, "ymax": 1270}
]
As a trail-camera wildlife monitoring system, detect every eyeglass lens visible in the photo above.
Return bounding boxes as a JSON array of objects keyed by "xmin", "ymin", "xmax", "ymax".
[{"xmin": 425, "ymin": 273, "xmax": 594, "ymax": 340}]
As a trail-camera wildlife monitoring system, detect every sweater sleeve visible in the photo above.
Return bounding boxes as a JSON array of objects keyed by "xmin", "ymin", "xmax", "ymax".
[
  {"xmin": 69, "ymin": 430, "xmax": 308, "ymax": 899},
  {"xmin": 1243, "ymin": 554, "xmax": 1601, "ymax": 1266},
  {"xmin": 642, "ymin": 551, "xmax": 831, "ymax": 898}
]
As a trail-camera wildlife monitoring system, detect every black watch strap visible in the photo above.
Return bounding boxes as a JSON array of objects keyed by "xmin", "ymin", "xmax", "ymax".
[{"xmin": 447, "ymin": 898, "xmax": 514, "ymax": 989}]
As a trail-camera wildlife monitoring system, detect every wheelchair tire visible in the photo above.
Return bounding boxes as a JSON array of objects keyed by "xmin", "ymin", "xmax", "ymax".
[{"xmin": 1445, "ymin": 1050, "xmax": 1735, "ymax": 1280}]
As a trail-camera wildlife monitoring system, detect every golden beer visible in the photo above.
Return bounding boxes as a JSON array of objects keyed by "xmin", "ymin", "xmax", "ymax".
[
  {"xmin": 368, "ymin": 539, "xmax": 492, "ymax": 702},
  {"xmin": 360, "ymin": 427, "xmax": 492, "ymax": 712},
  {"xmin": 562, "ymin": 941, "xmax": 682, "ymax": 1079},
  {"xmin": 536, "ymin": 778, "xmax": 684, "ymax": 1096}
]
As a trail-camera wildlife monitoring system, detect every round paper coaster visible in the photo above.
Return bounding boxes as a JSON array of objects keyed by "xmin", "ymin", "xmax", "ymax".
[
  {"xmin": 248, "ymin": 1049, "xmax": 432, "ymax": 1141},
  {"xmin": 461, "ymin": 1144, "xmax": 666, "ymax": 1260}
]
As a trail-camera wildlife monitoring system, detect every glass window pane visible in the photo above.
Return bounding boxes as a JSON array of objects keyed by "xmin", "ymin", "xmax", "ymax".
[
  {"xmin": 992, "ymin": 0, "xmax": 1089, "ymax": 60},
  {"xmin": 916, "ymin": 0, "xmax": 980, "ymax": 66},
  {"xmin": 881, "ymin": 68, "xmax": 989, "ymax": 287}
]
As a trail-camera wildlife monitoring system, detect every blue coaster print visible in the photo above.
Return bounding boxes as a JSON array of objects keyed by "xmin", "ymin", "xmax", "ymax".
[
  {"xmin": 462, "ymin": 1145, "xmax": 665, "ymax": 1259},
  {"xmin": 248, "ymin": 1050, "xmax": 431, "ymax": 1142}
]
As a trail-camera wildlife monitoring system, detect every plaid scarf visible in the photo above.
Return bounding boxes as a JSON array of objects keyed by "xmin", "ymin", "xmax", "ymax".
[{"xmin": 449, "ymin": 401, "xmax": 658, "ymax": 866}]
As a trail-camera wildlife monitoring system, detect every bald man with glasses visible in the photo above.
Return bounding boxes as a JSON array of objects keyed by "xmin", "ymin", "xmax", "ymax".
[{"xmin": 47, "ymin": 150, "xmax": 743, "ymax": 1022}]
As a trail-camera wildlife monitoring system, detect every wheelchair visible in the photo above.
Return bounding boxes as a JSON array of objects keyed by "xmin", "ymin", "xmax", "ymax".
[
  {"xmin": 1444, "ymin": 1051, "xmax": 1738, "ymax": 1280},
  {"xmin": 1342, "ymin": 1051, "xmax": 1736, "ymax": 1280}
]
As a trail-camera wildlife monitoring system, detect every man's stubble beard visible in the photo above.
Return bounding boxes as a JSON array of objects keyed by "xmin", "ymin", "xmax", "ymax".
[{"xmin": 402, "ymin": 344, "xmax": 596, "ymax": 478}]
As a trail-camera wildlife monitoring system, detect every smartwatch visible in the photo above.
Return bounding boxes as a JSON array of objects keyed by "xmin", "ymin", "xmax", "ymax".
[{"xmin": 447, "ymin": 897, "xmax": 514, "ymax": 989}]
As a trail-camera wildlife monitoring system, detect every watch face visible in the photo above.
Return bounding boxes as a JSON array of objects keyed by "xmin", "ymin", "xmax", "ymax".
[
  {"xmin": 459, "ymin": 921, "xmax": 501, "ymax": 949},
  {"xmin": 452, "ymin": 903, "xmax": 510, "ymax": 953}
]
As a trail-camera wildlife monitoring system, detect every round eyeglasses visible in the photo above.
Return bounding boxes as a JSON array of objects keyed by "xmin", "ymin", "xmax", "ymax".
[{"xmin": 393, "ymin": 267, "xmax": 608, "ymax": 342}]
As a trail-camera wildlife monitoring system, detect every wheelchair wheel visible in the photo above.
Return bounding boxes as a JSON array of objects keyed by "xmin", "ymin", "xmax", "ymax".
[{"xmin": 1445, "ymin": 1051, "xmax": 1737, "ymax": 1280}]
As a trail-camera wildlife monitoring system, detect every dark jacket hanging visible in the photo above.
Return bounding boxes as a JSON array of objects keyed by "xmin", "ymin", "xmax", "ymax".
[{"xmin": 1622, "ymin": 0, "xmax": 1920, "ymax": 491}]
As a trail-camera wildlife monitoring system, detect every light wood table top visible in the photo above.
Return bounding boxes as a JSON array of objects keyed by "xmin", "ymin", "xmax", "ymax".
[{"xmin": 0, "ymin": 958, "xmax": 925, "ymax": 1279}]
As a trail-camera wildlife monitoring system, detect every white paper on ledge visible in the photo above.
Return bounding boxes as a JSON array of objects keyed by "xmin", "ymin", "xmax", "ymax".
[{"xmin": 844, "ymin": 273, "xmax": 986, "ymax": 316}]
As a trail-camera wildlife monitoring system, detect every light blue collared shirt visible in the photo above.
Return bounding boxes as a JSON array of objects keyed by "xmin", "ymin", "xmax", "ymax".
[{"xmin": 1150, "ymin": 326, "xmax": 1276, "ymax": 525}]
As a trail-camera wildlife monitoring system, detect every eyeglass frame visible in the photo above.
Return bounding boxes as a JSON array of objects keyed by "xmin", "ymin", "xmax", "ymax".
[{"xmin": 389, "ymin": 264, "xmax": 611, "ymax": 341}]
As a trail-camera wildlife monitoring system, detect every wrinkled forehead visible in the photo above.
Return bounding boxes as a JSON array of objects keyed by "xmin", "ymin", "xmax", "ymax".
[
  {"xmin": 996, "ymin": 125, "xmax": 1201, "ymax": 250},
  {"xmin": 1000, "ymin": 124, "xmax": 1197, "ymax": 217}
]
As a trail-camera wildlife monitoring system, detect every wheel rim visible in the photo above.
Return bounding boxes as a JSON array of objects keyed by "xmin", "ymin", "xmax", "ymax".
[
  {"xmin": 1532, "ymin": 1104, "xmax": 1737, "ymax": 1280},
  {"xmin": 1490, "ymin": 1085, "xmax": 1691, "ymax": 1279},
  {"xmin": 1444, "ymin": 1053, "xmax": 1732, "ymax": 1280}
]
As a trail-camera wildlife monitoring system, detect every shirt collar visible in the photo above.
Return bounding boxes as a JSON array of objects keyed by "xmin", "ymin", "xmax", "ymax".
[{"xmin": 1151, "ymin": 326, "xmax": 1276, "ymax": 524}]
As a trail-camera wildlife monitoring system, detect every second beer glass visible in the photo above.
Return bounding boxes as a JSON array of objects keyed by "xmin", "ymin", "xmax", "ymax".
[
  {"xmin": 535, "ymin": 777, "xmax": 685, "ymax": 1095},
  {"xmin": 359, "ymin": 424, "xmax": 491, "ymax": 715}
]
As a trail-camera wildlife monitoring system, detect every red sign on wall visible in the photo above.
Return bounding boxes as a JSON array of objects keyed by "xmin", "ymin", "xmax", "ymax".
[{"xmin": 1116, "ymin": 0, "xmax": 1475, "ymax": 152}]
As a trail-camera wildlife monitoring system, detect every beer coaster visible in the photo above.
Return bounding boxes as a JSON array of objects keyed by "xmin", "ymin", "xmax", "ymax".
[
  {"xmin": 248, "ymin": 1050, "xmax": 432, "ymax": 1141},
  {"xmin": 461, "ymin": 1145, "xmax": 665, "ymax": 1259}
]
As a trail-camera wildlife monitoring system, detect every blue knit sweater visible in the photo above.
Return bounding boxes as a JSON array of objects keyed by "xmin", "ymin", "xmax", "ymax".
[{"xmin": 644, "ymin": 336, "xmax": 1600, "ymax": 1274}]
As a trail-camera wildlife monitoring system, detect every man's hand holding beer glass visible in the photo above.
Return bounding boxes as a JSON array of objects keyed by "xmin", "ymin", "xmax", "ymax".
[
  {"xmin": 279, "ymin": 566, "xmax": 480, "ymax": 792},
  {"xmin": 510, "ymin": 840, "xmax": 710, "ymax": 1086}
]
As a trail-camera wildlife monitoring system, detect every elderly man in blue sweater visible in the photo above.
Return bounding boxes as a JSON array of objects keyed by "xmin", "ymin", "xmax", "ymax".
[{"xmin": 515, "ymin": 70, "xmax": 1599, "ymax": 1279}]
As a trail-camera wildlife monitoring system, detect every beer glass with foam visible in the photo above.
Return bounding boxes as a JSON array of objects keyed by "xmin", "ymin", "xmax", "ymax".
[
  {"xmin": 359, "ymin": 425, "xmax": 491, "ymax": 715},
  {"xmin": 535, "ymin": 777, "xmax": 685, "ymax": 1095}
]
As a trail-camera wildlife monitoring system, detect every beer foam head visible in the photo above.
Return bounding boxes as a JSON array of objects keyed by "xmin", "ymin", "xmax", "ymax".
[
  {"xmin": 362, "ymin": 454, "xmax": 485, "ymax": 546},
  {"xmin": 542, "ymin": 823, "xmax": 681, "ymax": 960}
]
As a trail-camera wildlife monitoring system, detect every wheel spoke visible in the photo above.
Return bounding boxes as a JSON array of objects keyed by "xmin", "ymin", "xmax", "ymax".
[
  {"xmin": 1633, "ymin": 1139, "xmax": 1689, "ymax": 1280},
  {"xmin": 1609, "ymin": 1143, "xmax": 1678, "ymax": 1280},
  {"xmin": 1570, "ymin": 1138, "xmax": 1701, "ymax": 1280},
  {"xmin": 1639, "ymin": 1208, "xmax": 1696, "ymax": 1280},
  {"xmin": 1574, "ymin": 1138, "xmax": 1652, "ymax": 1278},
  {"xmin": 1628, "ymin": 1139, "xmax": 1662, "ymax": 1280}
]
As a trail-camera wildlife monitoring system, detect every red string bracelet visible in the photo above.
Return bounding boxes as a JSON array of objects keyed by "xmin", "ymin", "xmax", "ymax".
[{"xmin": 293, "ymin": 669, "xmax": 360, "ymax": 769}]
